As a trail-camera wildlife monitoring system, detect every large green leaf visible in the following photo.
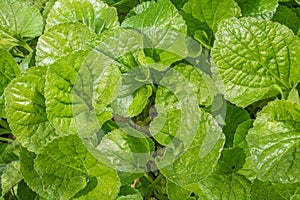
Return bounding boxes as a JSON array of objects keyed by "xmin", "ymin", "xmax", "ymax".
[
  {"xmin": 33, "ymin": 135, "xmax": 120, "ymax": 200},
  {"xmin": 211, "ymin": 17, "xmax": 300, "ymax": 107},
  {"xmin": 122, "ymin": 0, "xmax": 187, "ymax": 68},
  {"xmin": 158, "ymin": 112, "xmax": 225, "ymax": 187},
  {"xmin": 0, "ymin": 0, "xmax": 43, "ymax": 38},
  {"xmin": 235, "ymin": 0, "xmax": 278, "ymax": 19},
  {"xmin": 181, "ymin": 0, "xmax": 241, "ymax": 48},
  {"xmin": 36, "ymin": 22, "xmax": 97, "ymax": 66},
  {"xmin": 45, "ymin": 50, "xmax": 122, "ymax": 137},
  {"xmin": 247, "ymin": 100, "xmax": 300, "ymax": 183},
  {"xmin": 272, "ymin": 5, "xmax": 300, "ymax": 34},
  {"xmin": 95, "ymin": 128, "xmax": 154, "ymax": 172},
  {"xmin": 0, "ymin": 49, "xmax": 20, "ymax": 118},
  {"xmin": 4, "ymin": 67, "xmax": 58, "ymax": 153},
  {"xmin": 45, "ymin": 0, "xmax": 119, "ymax": 33}
]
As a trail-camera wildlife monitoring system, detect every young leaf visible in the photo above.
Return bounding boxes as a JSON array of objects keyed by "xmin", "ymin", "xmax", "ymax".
[
  {"xmin": 211, "ymin": 17, "xmax": 300, "ymax": 107},
  {"xmin": 0, "ymin": 49, "xmax": 20, "ymax": 118},
  {"xmin": 0, "ymin": 0, "xmax": 43, "ymax": 38},
  {"xmin": 181, "ymin": 0, "xmax": 241, "ymax": 48},
  {"xmin": 4, "ymin": 67, "xmax": 58, "ymax": 153},
  {"xmin": 45, "ymin": 0, "xmax": 119, "ymax": 33},
  {"xmin": 235, "ymin": 0, "xmax": 278, "ymax": 19},
  {"xmin": 34, "ymin": 135, "xmax": 120, "ymax": 200},
  {"xmin": 247, "ymin": 100, "xmax": 300, "ymax": 183},
  {"xmin": 36, "ymin": 22, "xmax": 97, "ymax": 66}
]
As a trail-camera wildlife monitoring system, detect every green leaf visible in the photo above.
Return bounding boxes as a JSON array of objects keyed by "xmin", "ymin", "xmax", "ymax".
[
  {"xmin": 223, "ymin": 104, "xmax": 250, "ymax": 147},
  {"xmin": 19, "ymin": 148, "xmax": 49, "ymax": 199},
  {"xmin": 112, "ymin": 85, "xmax": 152, "ymax": 117},
  {"xmin": 95, "ymin": 128, "xmax": 154, "ymax": 172},
  {"xmin": 235, "ymin": 0, "xmax": 278, "ymax": 19},
  {"xmin": 4, "ymin": 67, "xmax": 58, "ymax": 153},
  {"xmin": 251, "ymin": 179, "xmax": 300, "ymax": 200},
  {"xmin": 0, "ymin": 27, "xmax": 22, "ymax": 50},
  {"xmin": 187, "ymin": 147, "xmax": 251, "ymax": 200},
  {"xmin": 150, "ymin": 108, "xmax": 181, "ymax": 146},
  {"xmin": 34, "ymin": 135, "xmax": 120, "ymax": 200},
  {"xmin": 0, "ymin": 49, "xmax": 20, "ymax": 118},
  {"xmin": 16, "ymin": 180, "xmax": 39, "ymax": 200},
  {"xmin": 94, "ymin": 28, "xmax": 144, "ymax": 73},
  {"xmin": 272, "ymin": 5, "xmax": 300, "ymax": 34},
  {"xmin": 45, "ymin": 50, "xmax": 122, "ymax": 137},
  {"xmin": 45, "ymin": 0, "xmax": 119, "ymax": 33},
  {"xmin": 211, "ymin": 17, "xmax": 300, "ymax": 107},
  {"xmin": 36, "ymin": 22, "xmax": 97, "ymax": 66},
  {"xmin": 167, "ymin": 180, "xmax": 192, "ymax": 200},
  {"xmin": 288, "ymin": 84, "xmax": 300, "ymax": 105},
  {"xmin": 0, "ymin": 143, "xmax": 18, "ymax": 166},
  {"xmin": 247, "ymin": 100, "xmax": 300, "ymax": 183},
  {"xmin": 1, "ymin": 161, "xmax": 22, "ymax": 197},
  {"xmin": 122, "ymin": 0, "xmax": 187, "ymax": 68},
  {"xmin": 117, "ymin": 185, "xmax": 143, "ymax": 200},
  {"xmin": 158, "ymin": 112, "xmax": 225, "ymax": 187},
  {"xmin": 182, "ymin": 0, "xmax": 241, "ymax": 48},
  {"xmin": 0, "ymin": 0, "xmax": 43, "ymax": 38},
  {"xmin": 155, "ymin": 64, "xmax": 218, "ymax": 111}
]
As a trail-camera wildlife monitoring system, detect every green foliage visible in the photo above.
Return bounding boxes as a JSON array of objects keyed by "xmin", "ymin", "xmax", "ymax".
[{"xmin": 1, "ymin": 0, "xmax": 300, "ymax": 199}]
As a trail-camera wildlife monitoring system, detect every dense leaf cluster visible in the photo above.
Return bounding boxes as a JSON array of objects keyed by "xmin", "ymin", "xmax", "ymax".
[{"xmin": 0, "ymin": 0, "xmax": 300, "ymax": 199}]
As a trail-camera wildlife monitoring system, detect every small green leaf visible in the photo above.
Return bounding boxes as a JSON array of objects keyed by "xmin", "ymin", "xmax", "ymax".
[
  {"xmin": 16, "ymin": 180, "xmax": 39, "ymax": 200},
  {"xmin": 212, "ymin": 17, "xmax": 300, "ymax": 107},
  {"xmin": 272, "ymin": 5, "xmax": 300, "ymax": 34},
  {"xmin": 45, "ymin": 0, "xmax": 119, "ymax": 33},
  {"xmin": 288, "ymin": 84, "xmax": 300, "ymax": 105},
  {"xmin": 1, "ymin": 161, "xmax": 22, "ymax": 197},
  {"xmin": 247, "ymin": 100, "xmax": 300, "ymax": 183},
  {"xmin": 36, "ymin": 22, "xmax": 97, "ymax": 66},
  {"xmin": 0, "ymin": 49, "xmax": 20, "ymax": 118},
  {"xmin": 5, "ymin": 67, "xmax": 58, "ymax": 153},
  {"xmin": 0, "ymin": 0, "xmax": 43, "ymax": 38},
  {"xmin": 223, "ymin": 104, "xmax": 250, "ymax": 147},
  {"xmin": 236, "ymin": 0, "xmax": 278, "ymax": 19}
]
